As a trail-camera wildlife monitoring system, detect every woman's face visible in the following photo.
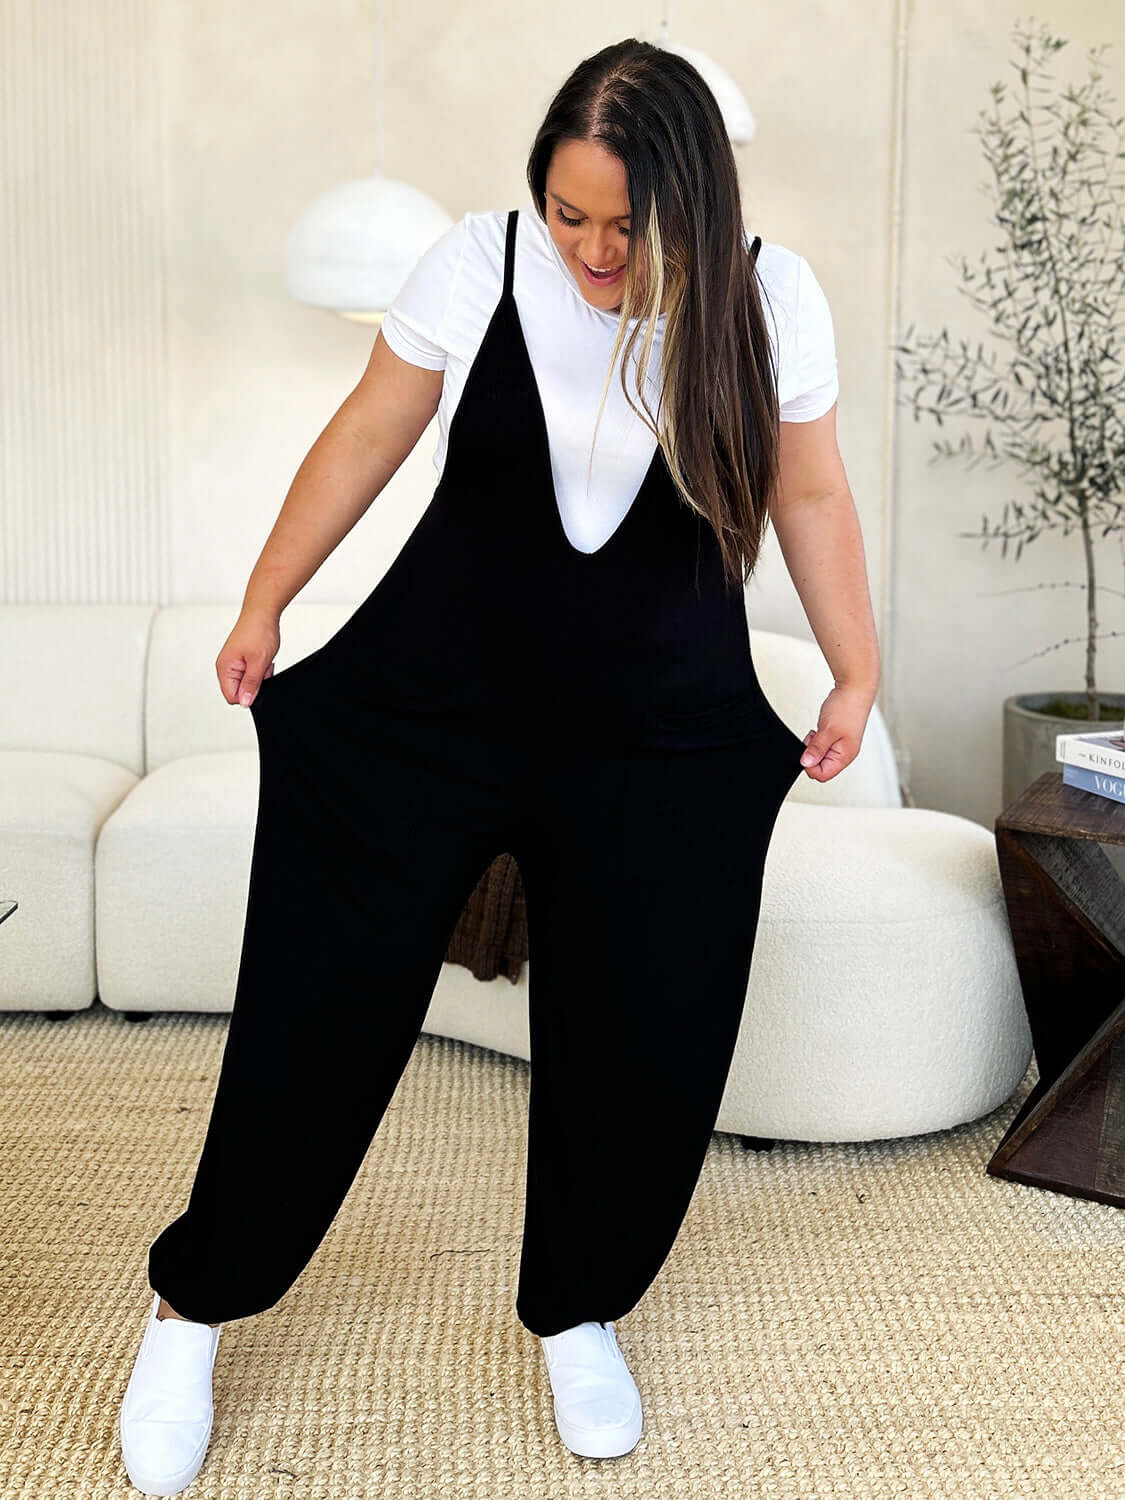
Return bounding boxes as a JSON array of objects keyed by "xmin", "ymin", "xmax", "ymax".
[{"xmin": 544, "ymin": 139, "xmax": 635, "ymax": 314}]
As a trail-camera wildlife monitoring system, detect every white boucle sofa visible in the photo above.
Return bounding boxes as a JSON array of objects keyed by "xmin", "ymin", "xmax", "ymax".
[{"xmin": 0, "ymin": 602, "xmax": 1031, "ymax": 1143}]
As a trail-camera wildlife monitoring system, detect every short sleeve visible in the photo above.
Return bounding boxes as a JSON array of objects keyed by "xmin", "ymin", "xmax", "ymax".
[
  {"xmin": 380, "ymin": 215, "xmax": 469, "ymax": 371},
  {"xmin": 779, "ymin": 255, "xmax": 839, "ymax": 422}
]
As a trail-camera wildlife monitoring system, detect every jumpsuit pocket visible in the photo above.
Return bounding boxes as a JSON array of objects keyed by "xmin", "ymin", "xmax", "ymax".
[
  {"xmin": 248, "ymin": 669, "xmax": 282, "ymax": 715},
  {"xmin": 248, "ymin": 638, "xmax": 333, "ymax": 709},
  {"xmin": 646, "ymin": 689, "xmax": 805, "ymax": 759},
  {"xmin": 778, "ymin": 716, "xmax": 808, "ymax": 763},
  {"xmin": 767, "ymin": 709, "xmax": 809, "ymax": 774}
]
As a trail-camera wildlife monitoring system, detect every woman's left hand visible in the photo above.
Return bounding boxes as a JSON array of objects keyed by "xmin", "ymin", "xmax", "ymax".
[{"xmin": 798, "ymin": 683, "xmax": 877, "ymax": 782}]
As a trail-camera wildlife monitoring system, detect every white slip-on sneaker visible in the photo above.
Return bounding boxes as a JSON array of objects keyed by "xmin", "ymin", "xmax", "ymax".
[
  {"xmin": 119, "ymin": 1291, "xmax": 222, "ymax": 1497},
  {"xmin": 539, "ymin": 1319, "xmax": 643, "ymax": 1458}
]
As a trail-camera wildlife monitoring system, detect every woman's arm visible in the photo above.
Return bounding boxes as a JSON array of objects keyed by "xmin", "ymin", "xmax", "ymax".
[
  {"xmin": 768, "ymin": 404, "xmax": 881, "ymax": 780},
  {"xmin": 241, "ymin": 333, "xmax": 445, "ymax": 619}
]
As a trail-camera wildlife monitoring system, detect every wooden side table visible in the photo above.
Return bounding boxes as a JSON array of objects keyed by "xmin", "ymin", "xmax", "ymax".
[{"xmin": 988, "ymin": 771, "xmax": 1125, "ymax": 1207}]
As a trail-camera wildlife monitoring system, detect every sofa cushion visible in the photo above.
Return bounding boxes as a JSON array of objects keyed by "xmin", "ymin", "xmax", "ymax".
[
  {"xmin": 0, "ymin": 604, "xmax": 154, "ymax": 775},
  {"xmin": 95, "ymin": 750, "xmax": 260, "ymax": 1011},
  {"xmin": 0, "ymin": 749, "xmax": 138, "ymax": 1010}
]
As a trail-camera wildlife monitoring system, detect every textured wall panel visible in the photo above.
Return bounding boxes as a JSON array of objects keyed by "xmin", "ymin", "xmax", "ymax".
[{"xmin": 0, "ymin": 0, "xmax": 168, "ymax": 602}]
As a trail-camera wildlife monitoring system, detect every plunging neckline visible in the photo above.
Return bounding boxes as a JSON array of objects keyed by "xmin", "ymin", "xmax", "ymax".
[{"xmin": 506, "ymin": 275, "xmax": 663, "ymax": 562}]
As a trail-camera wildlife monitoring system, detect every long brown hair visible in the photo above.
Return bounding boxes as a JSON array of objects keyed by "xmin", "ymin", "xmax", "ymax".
[{"xmin": 526, "ymin": 37, "xmax": 780, "ymax": 589}]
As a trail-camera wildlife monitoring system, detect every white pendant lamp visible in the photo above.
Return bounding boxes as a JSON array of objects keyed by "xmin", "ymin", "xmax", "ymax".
[
  {"xmin": 657, "ymin": 2, "xmax": 757, "ymax": 145},
  {"xmin": 286, "ymin": 176, "xmax": 452, "ymax": 325},
  {"xmin": 284, "ymin": 0, "xmax": 452, "ymax": 324}
]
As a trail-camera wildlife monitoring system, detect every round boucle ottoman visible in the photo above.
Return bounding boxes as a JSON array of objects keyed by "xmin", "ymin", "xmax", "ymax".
[{"xmin": 717, "ymin": 802, "xmax": 1030, "ymax": 1143}]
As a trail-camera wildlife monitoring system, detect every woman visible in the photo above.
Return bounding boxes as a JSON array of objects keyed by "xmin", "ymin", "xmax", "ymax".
[{"xmin": 120, "ymin": 36, "xmax": 878, "ymax": 1495}]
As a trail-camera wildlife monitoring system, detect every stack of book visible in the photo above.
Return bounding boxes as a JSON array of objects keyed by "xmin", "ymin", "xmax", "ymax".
[{"xmin": 1056, "ymin": 729, "xmax": 1125, "ymax": 805}]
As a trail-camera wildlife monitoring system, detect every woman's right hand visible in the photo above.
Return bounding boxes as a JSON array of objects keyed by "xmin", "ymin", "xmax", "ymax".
[{"xmin": 217, "ymin": 611, "xmax": 282, "ymax": 707}]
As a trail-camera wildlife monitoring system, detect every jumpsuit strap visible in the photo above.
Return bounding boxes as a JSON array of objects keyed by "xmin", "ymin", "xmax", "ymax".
[
  {"xmin": 503, "ymin": 208, "xmax": 519, "ymax": 299},
  {"xmin": 748, "ymin": 233, "xmax": 762, "ymax": 265}
]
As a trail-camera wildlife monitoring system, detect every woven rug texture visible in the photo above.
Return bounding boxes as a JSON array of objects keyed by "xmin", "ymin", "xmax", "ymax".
[{"xmin": 1, "ymin": 1004, "xmax": 1123, "ymax": 1499}]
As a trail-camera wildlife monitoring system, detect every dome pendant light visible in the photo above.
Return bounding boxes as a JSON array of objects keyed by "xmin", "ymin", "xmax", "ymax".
[
  {"xmin": 656, "ymin": 0, "xmax": 757, "ymax": 145},
  {"xmin": 284, "ymin": 0, "xmax": 453, "ymax": 324}
]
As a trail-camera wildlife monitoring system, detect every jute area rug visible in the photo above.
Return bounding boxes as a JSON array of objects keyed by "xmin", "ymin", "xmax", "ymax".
[{"xmin": 2, "ymin": 1002, "xmax": 1123, "ymax": 1498}]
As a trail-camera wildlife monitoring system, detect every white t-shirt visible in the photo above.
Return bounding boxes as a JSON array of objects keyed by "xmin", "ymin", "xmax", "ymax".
[{"xmin": 381, "ymin": 198, "xmax": 839, "ymax": 555}]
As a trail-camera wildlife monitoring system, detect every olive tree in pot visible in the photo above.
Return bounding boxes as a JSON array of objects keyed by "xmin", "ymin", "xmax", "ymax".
[{"xmin": 894, "ymin": 19, "xmax": 1125, "ymax": 808}]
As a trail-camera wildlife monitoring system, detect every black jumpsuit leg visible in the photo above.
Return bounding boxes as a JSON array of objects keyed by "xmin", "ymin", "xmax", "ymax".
[
  {"xmin": 147, "ymin": 667, "xmax": 518, "ymax": 1325},
  {"xmin": 512, "ymin": 734, "xmax": 800, "ymax": 1339}
]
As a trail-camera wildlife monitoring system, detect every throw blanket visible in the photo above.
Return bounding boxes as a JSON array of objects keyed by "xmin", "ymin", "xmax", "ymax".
[{"xmin": 444, "ymin": 853, "xmax": 528, "ymax": 983}]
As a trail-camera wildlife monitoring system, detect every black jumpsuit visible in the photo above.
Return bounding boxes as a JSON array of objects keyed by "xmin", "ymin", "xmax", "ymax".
[{"xmin": 148, "ymin": 207, "xmax": 806, "ymax": 1339}]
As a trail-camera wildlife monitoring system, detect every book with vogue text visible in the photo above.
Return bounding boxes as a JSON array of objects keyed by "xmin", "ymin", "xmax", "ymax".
[{"xmin": 1055, "ymin": 727, "xmax": 1125, "ymax": 805}]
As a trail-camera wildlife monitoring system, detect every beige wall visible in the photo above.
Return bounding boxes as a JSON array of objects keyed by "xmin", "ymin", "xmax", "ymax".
[{"xmin": 4, "ymin": 1, "xmax": 1124, "ymax": 830}]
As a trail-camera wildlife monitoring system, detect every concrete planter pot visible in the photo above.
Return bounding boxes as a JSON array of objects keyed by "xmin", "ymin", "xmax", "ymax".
[
  {"xmin": 1003, "ymin": 690, "xmax": 1125, "ymax": 879},
  {"xmin": 1003, "ymin": 691, "xmax": 1125, "ymax": 807}
]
